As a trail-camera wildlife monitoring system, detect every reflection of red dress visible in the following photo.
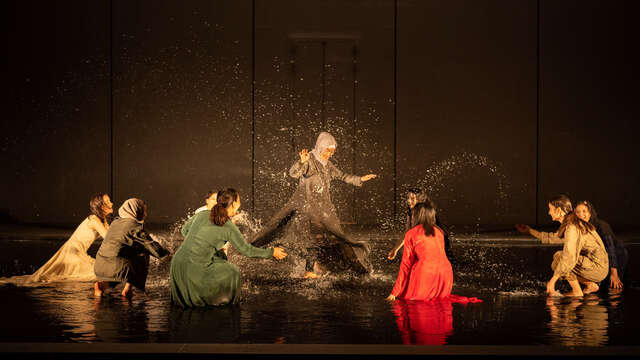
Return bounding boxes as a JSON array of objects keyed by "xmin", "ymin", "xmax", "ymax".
[
  {"xmin": 392, "ymin": 299, "xmax": 453, "ymax": 345},
  {"xmin": 392, "ymin": 225, "xmax": 481, "ymax": 303}
]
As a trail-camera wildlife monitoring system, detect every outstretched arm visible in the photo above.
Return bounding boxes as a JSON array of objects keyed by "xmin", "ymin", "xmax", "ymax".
[{"xmin": 327, "ymin": 162, "xmax": 376, "ymax": 187}]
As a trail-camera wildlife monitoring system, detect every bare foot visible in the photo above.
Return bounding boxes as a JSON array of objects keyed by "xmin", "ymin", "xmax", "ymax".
[
  {"xmin": 583, "ymin": 282, "xmax": 599, "ymax": 294},
  {"xmin": 94, "ymin": 282, "xmax": 103, "ymax": 297},
  {"xmin": 121, "ymin": 283, "xmax": 133, "ymax": 298},
  {"xmin": 564, "ymin": 290, "xmax": 584, "ymax": 297},
  {"xmin": 304, "ymin": 272, "xmax": 320, "ymax": 279}
]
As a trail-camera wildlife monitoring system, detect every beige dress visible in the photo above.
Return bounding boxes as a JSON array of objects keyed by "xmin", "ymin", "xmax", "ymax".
[
  {"xmin": 1, "ymin": 215, "xmax": 107, "ymax": 283},
  {"xmin": 532, "ymin": 225, "xmax": 609, "ymax": 282}
]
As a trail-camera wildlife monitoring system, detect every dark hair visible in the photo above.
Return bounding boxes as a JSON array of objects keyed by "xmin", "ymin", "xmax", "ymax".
[
  {"xmin": 550, "ymin": 195, "xmax": 595, "ymax": 236},
  {"xmin": 411, "ymin": 202, "xmax": 436, "ymax": 236},
  {"xmin": 89, "ymin": 193, "xmax": 110, "ymax": 224},
  {"xmin": 210, "ymin": 188, "xmax": 239, "ymax": 226},
  {"xmin": 576, "ymin": 200, "xmax": 598, "ymax": 220}
]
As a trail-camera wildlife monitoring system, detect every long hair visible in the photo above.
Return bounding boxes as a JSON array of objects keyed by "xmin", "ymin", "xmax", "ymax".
[
  {"xmin": 210, "ymin": 188, "xmax": 239, "ymax": 226},
  {"xmin": 577, "ymin": 200, "xmax": 613, "ymax": 238},
  {"xmin": 552, "ymin": 195, "xmax": 594, "ymax": 236},
  {"xmin": 89, "ymin": 193, "xmax": 110, "ymax": 224},
  {"xmin": 411, "ymin": 202, "xmax": 436, "ymax": 236}
]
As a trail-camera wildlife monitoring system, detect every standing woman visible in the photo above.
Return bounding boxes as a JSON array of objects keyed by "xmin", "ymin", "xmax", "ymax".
[
  {"xmin": 575, "ymin": 201, "xmax": 629, "ymax": 290},
  {"xmin": 1, "ymin": 193, "xmax": 113, "ymax": 283},
  {"xmin": 170, "ymin": 188, "xmax": 287, "ymax": 307},
  {"xmin": 521, "ymin": 195, "xmax": 609, "ymax": 296},
  {"xmin": 94, "ymin": 198, "xmax": 169, "ymax": 297},
  {"xmin": 249, "ymin": 132, "xmax": 376, "ymax": 276},
  {"xmin": 386, "ymin": 202, "xmax": 480, "ymax": 303},
  {"xmin": 387, "ymin": 188, "xmax": 451, "ymax": 261}
]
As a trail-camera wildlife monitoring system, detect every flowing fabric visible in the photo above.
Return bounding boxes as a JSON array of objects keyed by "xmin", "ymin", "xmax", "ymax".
[
  {"xmin": 0, "ymin": 216, "xmax": 107, "ymax": 284},
  {"xmin": 391, "ymin": 225, "xmax": 481, "ymax": 303},
  {"xmin": 171, "ymin": 211, "xmax": 273, "ymax": 307},
  {"xmin": 94, "ymin": 216, "xmax": 168, "ymax": 290},
  {"xmin": 249, "ymin": 132, "xmax": 371, "ymax": 273}
]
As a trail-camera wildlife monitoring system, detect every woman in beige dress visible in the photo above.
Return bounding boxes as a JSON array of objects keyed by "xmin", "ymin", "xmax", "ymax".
[
  {"xmin": 516, "ymin": 195, "xmax": 609, "ymax": 296},
  {"xmin": 1, "ymin": 194, "xmax": 113, "ymax": 284}
]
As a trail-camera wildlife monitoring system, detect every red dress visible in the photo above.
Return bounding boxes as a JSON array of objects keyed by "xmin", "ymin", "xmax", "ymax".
[{"xmin": 391, "ymin": 225, "xmax": 481, "ymax": 303}]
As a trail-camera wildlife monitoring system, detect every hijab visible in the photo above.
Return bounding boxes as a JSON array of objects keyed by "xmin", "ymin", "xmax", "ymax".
[
  {"xmin": 311, "ymin": 132, "xmax": 337, "ymax": 166},
  {"xmin": 118, "ymin": 198, "xmax": 146, "ymax": 223}
]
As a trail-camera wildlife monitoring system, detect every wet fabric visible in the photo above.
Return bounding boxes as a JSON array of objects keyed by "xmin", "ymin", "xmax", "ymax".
[
  {"xmin": 94, "ymin": 217, "xmax": 168, "ymax": 290},
  {"xmin": 550, "ymin": 225, "xmax": 609, "ymax": 282},
  {"xmin": 310, "ymin": 131, "xmax": 337, "ymax": 166},
  {"xmin": 391, "ymin": 211, "xmax": 453, "ymax": 262},
  {"xmin": 0, "ymin": 216, "xmax": 107, "ymax": 284},
  {"xmin": 391, "ymin": 225, "xmax": 481, "ymax": 303},
  {"xmin": 249, "ymin": 148, "xmax": 371, "ymax": 274},
  {"xmin": 170, "ymin": 211, "xmax": 273, "ymax": 307},
  {"xmin": 590, "ymin": 217, "xmax": 629, "ymax": 277},
  {"xmin": 118, "ymin": 198, "xmax": 146, "ymax": 222}
]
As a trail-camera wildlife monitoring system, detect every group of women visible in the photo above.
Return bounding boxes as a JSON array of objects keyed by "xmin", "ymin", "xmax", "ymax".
[
  {"xmin": 516, "ymin": 194, "xmax": 629, "ymax": 296},
  {"xmin": 0, "ymin": 131, "xmax": 629, "ymax": 308}
]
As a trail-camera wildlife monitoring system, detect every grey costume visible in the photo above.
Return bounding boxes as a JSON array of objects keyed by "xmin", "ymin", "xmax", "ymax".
[
  {"xmin": 94, "ymin": 199, "xmax": 169, "ymax": 290},
  {"xmin": 250, "ymin": 132, "xmax": 372, "ymax": 273}
]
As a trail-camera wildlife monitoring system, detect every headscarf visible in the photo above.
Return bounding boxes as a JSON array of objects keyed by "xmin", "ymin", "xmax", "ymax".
[
  {"xmin": 118, "ymin": 198, "xmax": 146, "ymax": 223},
  {"xmin": 311, "ymin": 132, "xmax": 337, "ymax": 166}
]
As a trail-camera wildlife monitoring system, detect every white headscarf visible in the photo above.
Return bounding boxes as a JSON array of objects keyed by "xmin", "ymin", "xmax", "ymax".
[
  {"xmin": 118, "ymin": 198, "xmax": 146, "ymax": 223},
  {"xmin": 311, "ymin": 132, "xmax": 337, "ymax": 166}
]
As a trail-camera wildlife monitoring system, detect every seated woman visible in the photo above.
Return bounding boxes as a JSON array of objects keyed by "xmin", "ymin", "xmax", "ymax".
[
  {"xmin": 170, "ymin": 188, "xmax": 287, "ymax": 307},
  {"xmin": 1, "ymin": 193, "xmax": 113, "ymax": 284},
  {"xmin": 386, "ymin": 202, "xmax": 480, "ymax": 303},
  {"xmin": 517, "ymin": 195, "xmax": 609, "ymax": 296},
  {"xmin": 576, "ymin": 201, "xmax": 629, "ymax": 290},
  {"xmin": 94, "ymin": 198, "xmax": 169, "ymax": 297},
  {"xmin": 387, "ymin": 188, "xmax": 452, "ymax": 261}
]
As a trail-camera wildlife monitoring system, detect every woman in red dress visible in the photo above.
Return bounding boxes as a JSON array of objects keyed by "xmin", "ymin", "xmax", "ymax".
[{"xmin": 386, "ymin": 202, "xmax": 481, "ymax": 303}]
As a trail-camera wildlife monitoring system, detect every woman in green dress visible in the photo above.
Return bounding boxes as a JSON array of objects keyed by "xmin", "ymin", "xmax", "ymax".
[{"xmin": 170, "ymin": 188, "xmax": 288, "ymax": 307}]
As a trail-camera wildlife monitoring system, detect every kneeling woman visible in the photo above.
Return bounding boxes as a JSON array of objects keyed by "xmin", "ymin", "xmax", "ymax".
[
  {"xmin": 170, "ymin": 188, "xmax": 287, "ymax": 307},
  {"xmin": 94, "ymin": 198, "xmax": 169, "ymax": 297},
  {"xmin": 542, "ymin": 195, "xmax": 609, "ymax": 296},
  {"xmin": 386, "ymin": 202, "xmax": 480, "ymax": 303}
]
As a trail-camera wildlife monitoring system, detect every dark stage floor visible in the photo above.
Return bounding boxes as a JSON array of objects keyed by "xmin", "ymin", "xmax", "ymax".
[{"xmin": 0, "ymin": 225, "xmax": 638, "ymax": 357}]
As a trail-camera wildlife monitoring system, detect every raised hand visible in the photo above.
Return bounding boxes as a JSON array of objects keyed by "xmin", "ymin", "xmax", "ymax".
[
  {"xmin": 361, "ymin": 174, "xmax": 377, "ymax": 182},
  {"xmin": 299, "ymin": 149, "xmax": 310, "ymax": 163},
  {"xmin": 272, "ymin": 247, "xmax": 288, "ymax": 260}
]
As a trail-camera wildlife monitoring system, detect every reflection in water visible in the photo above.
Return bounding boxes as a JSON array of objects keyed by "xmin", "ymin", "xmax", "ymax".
[
  {"xmin": 392, "ymin": 299, "xmax": 453, "ymax": 345},
  {"xmin": 169, "ymin": 305, "xmax": 240, "ymax": 343},
  {"xmin": 546, "ymin": 295, "xmax": 609, "ymax": 346}
]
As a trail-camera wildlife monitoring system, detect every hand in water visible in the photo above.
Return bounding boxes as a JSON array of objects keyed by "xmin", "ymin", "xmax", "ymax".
[
  {"xmin": 610, "ymin": 270, "xmax": 623, "ymax": 289},
  {"xmin": 385, "ymin": 294, "xmax": 396, "ymax": 301},
  {"xmin": 272, "ymin": 247, "xmax": 287, "ymax": 260},
  {"xmin": 299, "ymin": 149, "xmax": 310, "ymax": 163},
  {"xmin": 361, "ymin": 174, "xmax": 377, "ymax": 182},
  {"xmin": 515, "ymin": 224, "xmax": 531, "ymax": 234}
]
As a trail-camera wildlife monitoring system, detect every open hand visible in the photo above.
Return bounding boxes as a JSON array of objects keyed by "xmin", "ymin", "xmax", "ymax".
[
  {"xmin": 299, "ymin": 149, "xmax": 310, "ymax": 163},
  {"xmin": 361, "ymin": 174, "xmax": 377, "ymax": 182},
  {"xmin": 610, "ymin": 272, "xmax": 623, "ymax": 289},
  {"xmin": 272, "ymin": 247, "xmax": 288, "ymax": 260},
  {"xmin": 385, "ymin": 294, "xmax": 396, "ymax": 301}
]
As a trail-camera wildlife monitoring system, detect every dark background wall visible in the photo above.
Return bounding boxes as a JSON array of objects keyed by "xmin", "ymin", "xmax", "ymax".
[{"xmin": 3, "ymin": 0, "xmax": 638, "ymax": 229}]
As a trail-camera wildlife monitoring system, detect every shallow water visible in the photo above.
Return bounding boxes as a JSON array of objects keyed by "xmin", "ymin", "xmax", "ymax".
[{"xmin": 0, "ymin": 231, "xmax": 638, "ymax": 345}]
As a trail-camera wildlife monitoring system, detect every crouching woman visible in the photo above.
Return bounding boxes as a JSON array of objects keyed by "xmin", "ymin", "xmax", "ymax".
[{"xmin": 170, "ymin": 188, "xmax": 287, "ymax": 307}]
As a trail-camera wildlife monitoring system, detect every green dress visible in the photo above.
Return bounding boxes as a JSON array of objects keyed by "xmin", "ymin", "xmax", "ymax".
[{"xmin": 170, "ymin": 211, "xmax": 273, "ymax": 307}]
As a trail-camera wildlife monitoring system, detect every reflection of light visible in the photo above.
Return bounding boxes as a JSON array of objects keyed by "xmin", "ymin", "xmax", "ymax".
[
  {"xmin": 392, "ymin": 299, "xmax": 453, "ymax": 345},
  {"xmin": 546, "ymin": 296, "xmax": 609, "ymax": 346}
]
